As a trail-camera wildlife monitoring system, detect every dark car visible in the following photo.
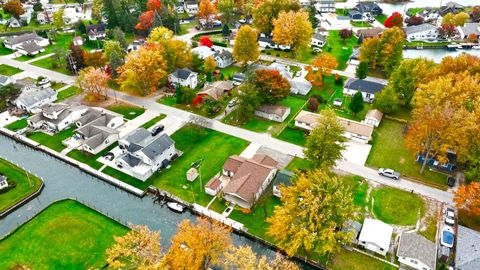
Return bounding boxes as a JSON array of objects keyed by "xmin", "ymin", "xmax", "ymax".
[
  {"xmin": 447, "ymin": 176, "xmax": 456, "ymax": 187},
  {"xmin": 103, "ymin": 152, "xmax": 115, "ymax": 161},
  {"xmin": 151, "ymin": 125, "xmax": 164, "ymax": 136}
]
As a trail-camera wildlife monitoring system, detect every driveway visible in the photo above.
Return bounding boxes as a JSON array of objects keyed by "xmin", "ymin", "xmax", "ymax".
[{"xmin": 341, "ymin": 140, "xmax": 372, "ymax": 166}]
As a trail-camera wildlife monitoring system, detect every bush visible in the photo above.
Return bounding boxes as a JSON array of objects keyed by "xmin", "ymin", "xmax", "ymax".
[
  {"xmin": 191, "ymin": 41, "xmax": 198, "ymax": 48},
  {"xmin": 312, "ymin": 94, "xmax": 326, "ymax": 104},
  {"xmin": 334, "ymin": 76, "xmax": 344, "ymax": 85}
]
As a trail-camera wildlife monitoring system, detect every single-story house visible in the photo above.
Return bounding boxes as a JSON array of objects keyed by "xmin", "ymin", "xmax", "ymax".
[
  {"xmin": 0, "ymin": 75, "xmax": 12, "ymax": 87},
  {"xmin": 404, "ymin": 23, "xmax": 440, "ymax": 42},
  {"xmin": 343, "ymin": 78, "xmax": 386, "ymax": 103},
  {"xmin": 195, "ymin": 80, "xmax": 234, "ymax": 104},
  {"xmin": 117, "ymin": 128, "xmax": 176, "ymax": 181},
  {"xmin": 455, "ymin": 225, "xmax": 480, "ymax": 270},
  {"xmin": 290, "ymin": 76, "xmax": 312, "ymax": 96},
  {"xmin": 3, "ymin": 32, "xmax": 49, "ymax": 50},
  {"xmin": 363, "ymin": 109, "xmax": 383, "ymax": 127},
  {"xmin": 272, "ymin": 169, "xmax": 294, "ymax": 198},
  {"xmin": 86, "ymin": 24, "xmax": 106, "ymax": 41},
  {"xmin": 14, "ymin": 85, "xmax": 57, "ymax": 113},
  {"xmin": 75, "ymin": 109, "xmax": 124, "ymax": 155},
  {"xmin": 28, "ymin": 103, "xmax": 88, "ymax": 133},
  {"xmin": 16, "ymin": 41, "xmax": 45, "ymax": 56},
  {"xmin": 254, "ymin": 104, "xmax": 291, "ymax": 122},
  {"xmin": 314, "ymin": 0, "xmax": 335, "ymax": 13},
  {"xmin": 356, "ymin": 27, "xmax": 384, "ymax": 39},
  {"xmin": 0, "ymin": 175, "xmax": 8, "ymax": 190},
  {"xmin": 316, "ymin": 27, "xmax": 329, "ymax": 36},
  {"xmin": 214, "ymin": 49, "xmax": 234, "ymax": 68},
  {"xmin": 184, "ymin": 0, "xmax": 198, "ymax": 14},
  {"xmin": 191, "ymin": 46, "xmax": 215, "ymax": 59},
  {"xmin": 358, "ymin": 218, "xmax": 393, "ymax": 256},
  {"xmin": 354, "ymin": 2, "xmax": 383, "ymax": 16},
  {"xmin": 457, "ymin": 23, "xmax": 480, "ymax": 40},
  {"xmin": 397, "ymin": 232, "xmax": 436, "ymax": 270},
  {"xmin": 349, "ymin": 10, "xmax": 364, "ymax": 21},
  {"xmin": 417, "ymin": 8, "xmax": 440, "ymax": 22},
  {"xmin": 311, "ymin": 33, "xmax": 326, "ymax": 47},
  {"xmin": 258, "ymin": 35, "xmax": 291, "ymax": 50},
  {"xmin": 168, "ymin": 68, "xmax": 198, "ymax": 89},
  {"xmin": 222, "ymin": 154, "xmax": 278, "ymax": 209}
]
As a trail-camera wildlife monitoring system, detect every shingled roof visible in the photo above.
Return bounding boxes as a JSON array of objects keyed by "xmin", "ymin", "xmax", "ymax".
[{"xmin": 397, "ymin": 233, "xmax": 436, "ymax": 270}]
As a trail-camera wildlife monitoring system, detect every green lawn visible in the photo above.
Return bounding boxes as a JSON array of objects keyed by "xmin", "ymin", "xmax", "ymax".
[
  {"xmin": 158, "ymin": 96, "xmax": 176, "ymax": 106},
  {"xmin": 178, "ymin": 21, "xmax": 197, "ymax": 35},
  {"xmin": 51, "ymin": 82, "xmax": 67, "ymax": 90},
  {"xmin": 56, "ymin": 86, "xmax": 83, "ymax": 102},
  {"xmin": 0, "ymin": 20, "xmax": 53, "ymax": 34},
  {"xmin": 286, "ymin": 157, "xmax": 314, "ymax": 172},
  {"xmin": 141, "ymin": 114, "xmax": 167, "ymax": 129},
  {"xmin": 67, "ymin": 143, "xmax": 118, "ymax": 170},
  {"xmin": 0, "ymin": 158, "xmax": 43, "ymax": 214},
  {"xmin": 219, "ymin": 65, "xmax": 242, "ymax": 79},
  {"xmin": 107, "ymin": 104, "xmax": 146, "ymax": 120},
  {"xmin": 419, "ymin": 214, "xmax": 438, "ymax": 242},
  {"xmin": 366, "ymin": 119, "xmax": 448, "ymax": 189},
  {"xmin": 102, "ymin": 166, "xmax": 152, "ymax": 190},
  {"xmin": 0, "ymin": 64, "xmax": 22, "ymax": 75},
  {"xmin": 329, "ymin": 249, "xmax": 397, "ymax": 270},
  {"xmin": 350, "ymin": 21, "xmax": 372, "ymax": 28},
  {"xmin": 31, "ymin": 56, "xmax": 71, "ymax": 75},
  {"xmin": 407, "ymin": 8, "xmax": 424, "ymax": 16},
  {"xmin": 375, "ymin": 15, "xmax": 388, "ymax": 25},
  {"xmin": 4, "ymin": 118, "xmax": 27, "ymax": 131},
  {"xmin": 325, "ymin": 30, "xmax": 358, "ymax": 70},
  {"xmin": 26, "ymin": 127, "xmax": 75, "ymax": 152},
  {"xmin": 276, "ymin": 126, "xmax": 308, "ymax": 146},
  {"xmin": 0, "ymin": 200, "xmax": 128, "ymax": 270},
  {"xmin": 371, "ymin": 187, "xmax": 426, "ymax": 225},
  {"xmin": 0, "ymin": 46, "xmax": 13, "ymax": 55},
  {"xmin": 263, "ymin": 47, "xmax": 318, "ymax": 65}
]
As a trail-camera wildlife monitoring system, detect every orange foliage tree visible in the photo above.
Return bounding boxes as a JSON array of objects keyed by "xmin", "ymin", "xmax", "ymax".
[
  {"xmin": 198, "ymin": 0, "xmax": 217, "ymax": 27},
  {"xmin": 135, "ymin": 0, "xmax": 162, "ymax": 31},
  {"xmin": 255, "ymin": 69, "xmax": 291, "ymax": 103},
  {"xmin": 454, "ymin": 182, "xmax": 480, "ymax": 216},
  {"xmin": 76, "ymin": 67, "xmax": 110, "ymax": 101}
]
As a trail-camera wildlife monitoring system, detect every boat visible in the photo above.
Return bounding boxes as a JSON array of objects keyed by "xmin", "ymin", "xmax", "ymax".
[
  {"xmin": 473, "ymin": 45, "xmax": 480, "ymax": 50},
  {"xmin": 447, "ymin": 44, "xmax": 462, "ymax": 50},
  {"xmin": 167, "ymin": 202, "xmax": 185, "ymax": 213}
]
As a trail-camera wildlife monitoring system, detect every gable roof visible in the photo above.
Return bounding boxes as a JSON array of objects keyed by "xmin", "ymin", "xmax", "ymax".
[
  {"xmin": 18, "ymin": 41, "xmax": 43, "ymax": 54},
  {"xmin": 86, "ymin": 24, "xmax": 106, "ymax": 35},
  {"xmin": 198, "ymin": 80, "xmax": 234, "ymax": 100},
  {"xmin": 356, "ymin": 27, "xmax": 384, "ymax": 38},
  {"xmin": 345, "ymin": 78, "xmax": 386, "ymax": 94},
  {"xmin": 171, "ymin": 68, "xmax": 196, "ymax": 80},
  {"xmin": 404, "ymin": 23, "xmax": 438, "ymax": 35},
  {"xmin": 5, "ymin": 32, "xmax": 43, "ymax": 46},
  {"xmin": 124, "ymin": 128, "xmax": 151, "ymax": 145},
  {"xmin": 397, "ymin": 233, "xmax": 436, "ymax": 269},
  {"xmin": 459, "ymin": 23, "xmax": 480, "ymax": 37},
  {"xmin": 365, "ymin": 109, "xmax": 383, "ymax": 121},
  {"xmin": 214, "ymin": 49, "xmax": 233, "ymax": 61},
  {"xmin": 140, "ymin": 134, "xmax": 175, "ymax": 160},
  {"xmin": 290, "ymin": 77, "xmax": 312, "ymax": 93},
  {"xmin": 338, "ymin": 117, "xmax": 374, "ymax": 138},
  {"xmin": 358, "ymin": 219, "xmax": 393, "ymax": 251},
  {"xmin": 313, "ymin": 33, "xmax": 326, "ymax": 42},
  {"xmin": 455, "ymin": 225, "xmax": 480, "ymax": 270},
  {"xmin": 273, "ymin": 169, "xmax": 294, "ymax": 186},
  {"xmin": 355, "ymin": 2, "xmax": 382, "ymax": 13},
  {"xmin": 256, "ymin": 104, "xmax": 290, "ymax": 117},
  {"xmin": 16, "ymin": 86, "xmax": 56, "ymax": 108}
]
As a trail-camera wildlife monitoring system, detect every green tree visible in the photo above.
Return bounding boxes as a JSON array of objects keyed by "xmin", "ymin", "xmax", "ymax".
[
  {"xmin": 222, "ymin": 24, "xmax": 230, "ymax": 36},
  {"xmin": 103, "ymin": 0, "xmax": 119, "ymax": 29},
  {"xmin": 52, "ymin": 47, "xmax": 68, "ymax": 68},
  {"xmin": 356, "ymin": 61, "xmax": 368, "ymax": 79},
  {"xmin": 374, "ymin": 87, "xmax": 399, "ymax": 114},
  {"xmin": 305, "ymin": 6, "xmax": 318, "ymax": 29},
  {"xmin": 304, "ymin": 109, "xmax": 346, "ymax": 168},
  {"xmin": 104, "ymin": 40, "xmax": 124, "ymax": 61},
  {"xmin": 112, "ymin": 27, "xmax": 128, "ymax": 49},
  {"xmin": 349, "ymin": 92, "xmax": 365, "ymax": 114},
  {"xmin": 235, "ymin": 82, "xmax": 263, "ymax": 123},
  {"xmin": 109, "ymin": 51, "xmax": 124, "ymax": 78},
  {"xmin": 52, "ymin": 8, "xmax": 64, "ymax": 29},
  {"xmin": 267, "ymin": 169, "xmax": 357, "ymax": 257},
  {"xmin": 218, "ymin": 0, "xmax": 235, "ymax": 25}
]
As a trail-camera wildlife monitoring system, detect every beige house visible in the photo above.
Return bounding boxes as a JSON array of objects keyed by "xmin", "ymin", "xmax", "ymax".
[
  {"xmin": 196, "ymin": 80, "xmax": 234, "ymax": 102},
  {"xmin": 363, "ymin": 109, "xmax": 383, "ymax": 127},
  {"xmin": 254, "ymin": 104, "xmax": 291, "ymax": 122}
]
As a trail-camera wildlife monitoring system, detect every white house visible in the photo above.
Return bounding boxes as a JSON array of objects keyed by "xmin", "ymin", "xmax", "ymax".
[
  {"xmin": 8, "ymin": 18, "xmax": 21, "ymax": 28},
  {"xmin": 169, "ymin": 68, "xmax": 198, "ymax": 89},
  {"xmin": 37, "ymin": 11, "xmax": 52, "ymax": 24},
  {"xmin": 116, "ymin": 128, "xmax": 176, "ymax": 181},
  {"xmin": 358, "ymin": 219, "xmax": 393, "ymax": 256},
  {"xmin": 397, "ymin": 233, "xmax": 436, "ymax": 270},
  {"xmin": 404, "ymin": 23, "xmax": 440, "ymax": 42},
  {"xmin": 457, "ymin": 23, "xmax": 480, "ymax": 40},
  {"xmin": 184, "ymin": 0, "xmax": 198, "ymax": 14},
  {"xmin": 363, "ymin": 109, "xmax": 383, "ymax": 127},
  {"xmin": 16, "ymin": 41, "xmax": 45, "ymax": 56},
  {"xmin": 14, "ymin": 85, "xmax": 57, "ymax": 113},
  {"xmin": 0, "ymin": 175, "xmax": 8, "ymax": 190},
  {"xmin": 214, "ymin": 49, "xmax": 234, "ymax": 68},
  {"xmin": 191, "ymin": 45, "xmax": 215, "ymax": 59},
  {"xmin": 311, "ymin": 33, "xmax": 326, "ymax": 47},
  {"xmin": 28, "ymin": 104, "xmax": 89, "ymax": 133},
  {"xmin": 86, "ymin": 24, "xmax": 106, "ymax": 41},
  {"xmin": 73, "ymin": 36, "xmax": 83, "ymax": 46},
  {"xmin": 3, "ymin": 32, "xmax": 49, "ymax": 50},
  {"xmin": 290, "ymin": 76, "xmax": 312, "ymax": 95},
  {"xmin": 343, "ymin": 78, "xmax": 386, "ymax": 103},
  {"xmin": 314, "ymin": 0, "xmax": 335, "ymax": 13},
  {"xmin": 254, "ymin": 104, "xmax": 291, "ymax": 122}
]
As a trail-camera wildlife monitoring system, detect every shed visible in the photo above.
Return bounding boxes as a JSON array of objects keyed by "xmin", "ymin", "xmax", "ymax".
[{"xmin": 358, "ymin": 218, "xmax": 393, "ymax": 256}]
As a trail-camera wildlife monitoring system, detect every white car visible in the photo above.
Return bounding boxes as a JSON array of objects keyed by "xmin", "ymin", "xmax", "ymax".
[
  {"xmin": 378, "ymin": 168, "xmax": 400, "ymax": 180},
  {"xmin": 445, "ymin": 208, "xmax": 455, "ymax": 226},
  {"xmin": 441, "ymin": 226, "xmax": 455, "ymax": 248}
]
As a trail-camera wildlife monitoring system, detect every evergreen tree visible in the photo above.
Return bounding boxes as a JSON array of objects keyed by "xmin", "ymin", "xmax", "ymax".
[
  {"xmin": 112, "ymin": 27, "xmax": 128, "ymax": 49},
  {"xmin": 103, "ymin": 0, "xmax": 119, "ymax": 29},
  {"xmin": 108, "ymin": 51, "xmax": 123, "ymax": 78},
  {"xmin": 356, "ymin": 61, "xmax": 368, "ymax": 79},
  {"xmin": 222, "ymin": 24, "xmax": 230, "ymax": 36},
  {"xmin": 349, "ymin": 92, "xmax": 365, "ymax": 114}
]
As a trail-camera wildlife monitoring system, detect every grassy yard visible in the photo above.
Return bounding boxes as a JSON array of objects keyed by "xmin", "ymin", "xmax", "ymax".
[
  {"xmin": 0, "ymin": 158, "xmax": 43, "ymax": 214},
  {"xmin": 0, "ymin": 46, "xmax": 13, "ymax": 55},
  {"xmin": 56, "ymin": 86, "xmax": 83, "ymax": 102},
  {"xmin": 31, "ymin": 56, "xmax": 71, "ymax": 75},
  {"xmin": 329, "ymin": 249, "xmax": 397, "ymax": 270},
  {"xmin": 102, "ymin": 166, "xmax": 152, "ymax": 190},
  {"xmin": 286, "ymin": 157, "xmax": 314, "ymax": 172},
  {"xmin": 0, "ymin": 20, "xmax": 53, "ymax": 34},
  {"xmin": 325, "ymin": 30, "xmax": 358, "ymax": 70},
  {"xmin": 67, "ymin": 143, "xmax": 118, "ymax": 170},
  {"xmin": 350, "ymin": 21, "xmax": 372, "ymax": 28},
  {"xmin": 366, "ymin": 119, "xmax": 448, "ymax": 188},
  {"xmin": 26, "ymin": 126, "xmax": 75, "ymax": 152},
  {"xmin": 0, "ymin": 64, "xmax": 22, "ymax": 75},
  {"xmin": 51, "ymin": 82, "xmax": 67, "ymax": 90},
  {"xmin": 0, "ymin": 200, "xmax": 128, "ymax": 270},
  {"xmin": 419, "ymin": 214, "xmax": 438, "ymax": 242},
  {"xmin": 263, "ymin": 48, "xmax": 318, "ymax": 65},
  {"xmin": 4, "ymin": 118, "xmax": 27, "ymax": 131},
  {"xmin": 375, "ymin": 15, "xmax": 388, "ymax": 25},
  {"xmin": 276, "ymin": 125, "xmax": 308, "ymax": 146},
  {"xmin": 371, "ymin": 187, "xmax": 426, "ymax": 225},
  {"xmin": 219, "ymin": 65, "xmax": 242, "ymax": 79},
  {"xmin": 107, "ymin": 104, "xmax": 146, "ymax": 120},
  {"xmin": 178, "ymin": 21, "xmax": 197, "ymax": 35},
  {"xmin": 141, "ymin": 114, "xmax": 167, "ymax": 129}
]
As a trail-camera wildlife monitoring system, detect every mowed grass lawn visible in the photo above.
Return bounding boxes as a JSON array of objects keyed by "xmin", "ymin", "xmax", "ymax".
[
  {"xmin": 56, "ymin": 86, "xmax": 83, "ymax": 102},
  {"xmin": 107, "ymin": 104, "xmax": 146, "ymax": 120},
  {"xmin": 31, "ymin": 56, "xmax": 71, "ymax": 75},
  {"xmin": 0, "ymin": 158, "xmax": 43, "ymax": 214},
  {"xmin": 325, "ymin": 30, "xmax": 358, "ymax": 70},
  {"xmin": 26, "ymin": 126, "xmax": 75, "ymax": 152},
  {"xmin": 0, "ymin": 64, "xmax": 22, "ymax": 75},
  {"xmin": 67, "ymin": 143, "xmax": 118, "ymax": 170},
  {"xmin": 371, "ymin": 187, "xmax": 426, "ymax": 225},
  {"xmin": 0, "ymin": 200, "xmax": 128, "ymax": 270},
  {"xmin": 141, "ymin": 114, "xmax": 167, "ymax": 129},
  {"xmin": 330, "ymin": 249, "xmax": 397, "ymax": 270},
  {"xmin": 4, "ymin": 118, "xmax": 28, "ymax": 131},
  {"xmin": 366, "ymin": 119, "xmax": 447, "ymax": 188}
]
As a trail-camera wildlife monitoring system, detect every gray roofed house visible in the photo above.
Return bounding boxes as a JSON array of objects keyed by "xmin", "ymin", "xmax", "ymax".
[
  {"xmin": 232, "ymin": 73, "xmax": 246, "ymax": 85},
  {"xmin": 140, "ymin": 134, "xmax": 175, "ymax": 161},
  {"xmin": 17, "ymin": 41, "xmax": 45, "ymax": 56},
  {"xmin": 121, "ymin": 153, "xmax": 142, "ymax": 167},
  {"xmin": 14, "ymin": 86, "xmax": 57, "ymax": 113},
  {"xmin": 3, "ymin": 32, "xmax": 49, "ymax": 50},
  {"xmin": 0, "ymin": 75, "xmax": 12, "ymax": 86},
  {"xmin": 458, "ymin": 23, "xmax": 480, "ymax": 39},
  {"xmin": 86, "ymin": 23, "xmax": 107, "ymax": 41},
  {"xmin": 404, "ymin": 23, "xmax": 440, "ymax": 42},
  {"xmin": 290, "ymin": 76, "xmax": 312, "ymax": 95},
  {"xmin": 354, "ymin": 2, "xmax": 383, "ymax": 15},
  {"xmin": 214, "ymin": 49, "xmax": 234, "ymax": 68},
  {"xmin": 343, "ymin": 78, "xmax": 386, "ymax": 102},
  {"xmin": 404, "ymin": 23, "xmax": 438, "ymax": 36},
  {"xmin": 311, "ymin": 33, "xmax": 326, "ymax": 47},
  {"xmin": 397, "ymin": 232, "xmax": 436, "ymax": 270},
  {"xmin": 123, "ymin": 128, "xmax": 151, "ymax": 145},
  {"xmin": 455, "ymin": 225, "xmax": 480, "ymax": 270},
  {"xmin": 169, "ymin": 68, "xmax": 198, "ymax": 89},
  {"xmin": 255, "ymin": 104, "xmax": 291, "ymax": 122},
  {"xmin": 27, "ymin": 104, "xmax": 89, "ymax": 132}
]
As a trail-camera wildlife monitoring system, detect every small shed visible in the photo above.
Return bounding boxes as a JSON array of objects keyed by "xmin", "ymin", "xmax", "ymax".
[
  {"xmin": 0, "ymin": 175, "xmax": 8, "ymax": 190},
  {"xmin": 186, "ymin": 167, "xmax": 199, "ymax": 182},
  {"xmin": 364, "ymin": 109, "xmax": 383, "ymax": 127}
]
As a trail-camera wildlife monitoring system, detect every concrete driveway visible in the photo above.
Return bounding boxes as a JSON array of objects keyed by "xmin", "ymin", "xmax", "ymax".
[{"xmin": 341, "ymin": 140, "xmax": 372, "ymax": 166}]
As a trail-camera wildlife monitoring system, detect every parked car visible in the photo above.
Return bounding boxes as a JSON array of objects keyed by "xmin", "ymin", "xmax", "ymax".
[
  {"xmin": 441, "ymin": 226, "xmax": 455, "ymax": 248},
  {"xmin": 445, "ymin": 207, "xmax": 455, "ymax": 226},
  {"xmin": 103, "ymin": 152, "xmax": 115, "ymax": 161},
  {"xmin": 378, "ymin": 168, "xmax": 400, "ymax": 180},
  {"xmin": 151, "ymin": 125, "xmax": 164, "ymax": 136},
  {"xmin": 447, "ymin": 176, "xmax": 456, "ymax": 187},
  {"xmin": 228, "ymin": 98, "xmax": 238, "ymax": 108}
]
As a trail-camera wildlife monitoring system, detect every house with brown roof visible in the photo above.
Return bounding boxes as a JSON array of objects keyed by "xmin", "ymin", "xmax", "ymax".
[
  {"xmin": 254, "ymin": 104, "xmax": 291, "ymax": 122},
  {"xmin": 195, "ymin": 80, "xmax": 234, "ymax": 104},
  {"xmin": 294, "ymin": 110, "xmax": 374, "ymax": 144},
  {"xmin": 356, "ymin": 27, "xmax": 384, "ymax": 39},
  {"xmin": 363, "ymin": 109, "xmax": 383, "ymax": 127},
  {"xmin": 219, "ymin": 154, "xmax": 278, "ymax": 209}
]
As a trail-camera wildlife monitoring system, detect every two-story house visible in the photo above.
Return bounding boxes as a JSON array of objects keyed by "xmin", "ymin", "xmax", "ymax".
[{"xmin": 168, "ymin": 68, "xmax": 198, "ymax": 89}]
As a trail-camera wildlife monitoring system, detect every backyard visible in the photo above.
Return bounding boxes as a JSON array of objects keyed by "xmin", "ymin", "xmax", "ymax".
[
  {"xmin": 67, "ymin": 143, "xmax": 119, "ymax": 170},
  {"xmin": 0, "ymin": 158, "xmax": 43, "ymax": 214},
  {"xmin": 366, "ymin": 119, "xmax": 448, "ymax": 189},
  {"xmin": 4, "ymin": 118, "xmax": 27, "ymax": 131},
  {"xmin": 56, "ymin": 86, "xmax": 83, "ymax": 102},
  {"xmin": 0, "ymin": 200, "xmax": 128, "ymax": 270},
  {"xmin": 31, "ymin": 56, "xmax": 71, "ymax": 75},
  {"xmin": 107, "ymin": 103, "xmax": 146, "ymax": 120},
  {"xmin": 324, "ymin": 30, "xmax": 358, "ymax": 70},
  {"xmin": 26, "ymin": 126, "xmax": 75, "ymax": 152},
  {"xmin": 371, "ymin": 187, "xmax": 426, "ymax": 225},
  {"xmin": 0, "ymin": 64, "xmax": 23, "ymax": 76}
]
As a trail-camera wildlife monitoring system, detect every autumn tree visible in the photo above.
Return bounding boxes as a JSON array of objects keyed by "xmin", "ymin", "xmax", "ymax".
[
  {"xmin": 76, "ymin": 67, "xmax": 110, "ymax": 101},
  {"xmin": 356, "ymin": 61, "xmax": 368, "ymax": 79},
  {"xmin": 255, "ymin": 69, "xmax": 291, "ymax": 104},
  {"xmin": 117, "ymin": 44, "xmax": 168, "ymax": 96},
  {"xmin": 162, "ymin": 218, "xmax": 231, "ymax": 270},
  {"xmin": 267, "ymin": 169, "xmax": 357, "ymax": 257},
  {"xmin": 198, "ymin": 0, "xmax": 217, "ymax": 27},
  {"xmin": 312, "ymin": 53, "xmax": 338, "ymax": 77},
  {"xmin": 84, "ymin": 51, "xmax": 107, "ymax": 69},
  {"xmin": 204, "ymin": 56, "xmax": 217, "ymax": 74},
  {"xmin": 339, "ymin": 28, "xmax": 352, "ymax": 44},
  {"xmin": 443, "ymin": 12, "xmax": 470, "ymax": 26},
  {"xmin": 305, "ymin": 65, "xmax": 324, "ymax": 87},
  {"xmin": 454, "ymin": 182, "xmax": 480, "ymax": 216},
  {"xmin": 384, "ymin": 12, "xmax": 403, "ymax": 28},
  {"xmin": 52, "ymin": 8, "xmax": 64, "ymax": 29},
  {"xmin": 136, "ymin": 10, "xmax": 155, "ymax": 31},
  {"xmin": 67, "ymin": 44, "xmax": 85, "ymax": 73},
  {"xmin": 233, "ymin": 25, "xmax": 259, "ymax": 65},
  {"xmin": 104, "ymin": 40, "xmax": 124, "ymax": 61},
  {"xmin": 106, "ymin": 225, "xmax": 164, "ymax": 269},
  {"xmin": 472, "ymin": 6, "xmax": 480, "ymax": 22},
  {"xmin": 304, "ymin": 109, "xmax": 346, "ymax": 168},
  {"xmin": 3, "ymin": 0, "xmax": 24, "ymax": 18},
  {"xmin": 222, "ymin": 246, "xmax": 300, "ymax": 270},
  {"xmin": 272, "ymin": 10, "xmax": 313, "ymax": 53},
  {"xmin": 253, "ymin": 0, "xmax": 300, "ymax": 33},
  {"xmin": 199, "ymin": 36, "xmax": 213, "ymax": 48},
  {"xmin": 92, "ymin": 0, "xmax": 103, "ymax": 21},
  {"xmin": 147, "ymin": 27, "xmax": 192, "ymax": 73},
  {"xmin": 438, "ymin": 24, "xmax": 458, "ymax": 39},
  {"xmin": 218, "ymin": 0, "xmax": 235, "ymax": 25}
]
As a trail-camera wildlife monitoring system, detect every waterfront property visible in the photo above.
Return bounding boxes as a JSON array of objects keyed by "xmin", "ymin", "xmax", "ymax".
[
  {"xmin": 13, "ymin": 84, "xmax": 57, "ymax": 113},
  {"xmin": 28, "ymin": 103, "xmax": 88, "ymax": 133},
  {"xmin": 397, "ymin": 232, "xmax": 436, "ymax": 270},
  {"xmin": 358, "ymin": 218, "xmax": 393, "ymax": 256}
]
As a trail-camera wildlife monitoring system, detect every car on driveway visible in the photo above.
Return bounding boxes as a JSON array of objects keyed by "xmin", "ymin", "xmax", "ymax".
[
  {"xmin": 378, "ymin": 168, "xmax": 400, "ymax": 180},
  {"xmin": 445, "ymin": 207, "xmax": 455, "ymax": 226},
  {"xmin": 228, "ymin": 98, "xmax": 238, "ymax": 108},
  {"xmin": 441, "ymin": 226, "xmax": 455, "ymax": 248},
  {"xmin": 151, "ymin": 125, "xmax": 164, "ymax": 136}
]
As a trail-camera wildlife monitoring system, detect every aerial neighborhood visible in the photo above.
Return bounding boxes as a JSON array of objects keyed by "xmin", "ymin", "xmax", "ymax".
[{"xmin": 0, "ymin": 0, "xmax": 479, "ymax": 269}]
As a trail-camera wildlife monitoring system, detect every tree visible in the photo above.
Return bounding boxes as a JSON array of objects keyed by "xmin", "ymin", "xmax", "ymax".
[
  {"xmin": 222, "ymin": 24, "xmax": 230, "ymax": 37},
  {"xmin": 356, "ymin": 61, "xmax": 368, "ymax": 79},
  {"xmin": 443, "ymin": 12, "xmax": 470, "ymax": 26},
  {"xmin": 67, "ymin": 44, "xmax": 85, "ymax": 73},
  {"xmin": 304, "ymin": 109, "xmax": 346, "ymax": 168},
  {"xmin": 221, "ymin": 246, "xmax": 300, "ymax": 270},
  {"xmin": 204, "ymin": 56, "xmax": 217, "ymax": 74},
  {"xmin": 76, "ymin": 67, "xmax": 110, "ymax": 101},
  {"xmin": 199, "ymin": 36, "xmax": 213, "ymax": 48},
  {"xmin": 147, "ymin": 27, "xmax": 192, "ymax": 73},
  {"xmin": 103, "ymin": 0, "xmax": 119, "ymax": 29},
  {"xmin": 92, "ymin": 0, "xmax": 103, "ymax": 21},
  {"xmin": 117, "ymin": 44, "xmax": 168, "ymax": 96},
  {"xmin": 52, "ymin": 8, "xmax": 64, "ymax": 29},
  {"xmin": 3, "ymin": 0, "xmax": 24, "ymax": 18},
  {"xmin": 406, "ymin": 15, "xmax": 424, "ymax": 26},
  {"xmin": 255, "ymin": 69, "xmax": 291, "ymax": 104},
  {"xmin": 233, "ymin": 25, "xmax": 259, "ymax": 65},
  {"xmin": 106, "ymin": 225, "xmax": 164, "ymax": 269},
  {"xmin": 84, "ymin": 51, "xmax": 107, "ymax": 69},
  {"xmin": 312, "ymin": 53, "xmax": 338, "ymax": 77},
  {"xmin": 112, "ymin": 27, "xmax": 128, "ymax": 49},
  {"xmin": 51, "ymin": 47, "xmax": 68, "ymax": 69},
  {"xmin": 471, "ymin": 6, "xmax": 480, "ymax": 22},
  {"xmin": 148, "ymin": 26, "xmax": 174, "ymax": 43},
  {"xmin": 217, "ymin": 0, "xmax": 235, "ymax": 25},
  {"xmin": 349, "ymin": 92, "xmax": 364, "ymax": 114},
  {"xmin": 305, "ymin": 65, "xmax": 324, "ymax": 87},
  {"xmin": 235, "ymin": 82, "xmax": 263, "ymax": 123},
  {"xmin": 438, "ymin": 24, "xmax": 458, "ymax": 39},
  {"xmin": 374, "ymin": 86, "xmax": 399, "ymax": 114},
  {"xmin": 108, "ymin": 51, "xmax": 124, "ymax": 78},
  {"xmin": 253, "ymin": 0, "xmax": 300, "ymax": 34},
  {"xmin": 305, "ymin": 6, "xmax": 319, "ymax": 29},
  {"xmin": 162, "ymin": 218, "xmax": 232, "ymax": 270},
  {"xmin": 272, "ymin": 10, "xmax": 313, "ymax": 53},
  {"xmin": 267, "ymin": 169, "xmax": 357, "ymax": 257},
  {"xmin": 384, "ymin": 12, "xmax": 403, "ymax": 28},
  {"xmin": 136, "ymin": 10, "xmax": 154, "ymax": 31},
  {"xmin": 33, "ymin": 2, "xmax": 43, "ymax": 12},
  {"xmin": 465, "ymin": 145, "xmax": 480, "ymax": 181},
  {"xmin": 339, "ymin": 28, "xmax": 353, "ymax": 45},
  {"xmin": 307, "ymin": 97, "xmax": 319, "ymax": 112},
  {"xmin": 198, "ymin": 0, "xmax": 217, "ymax": 27},
  {"xmin": 454, "ymin": 182, "xmax": 480, "ymax": 216},
  {"xmin": 103, "ymin": 40, "xmax": 124, "ymax": 61}
]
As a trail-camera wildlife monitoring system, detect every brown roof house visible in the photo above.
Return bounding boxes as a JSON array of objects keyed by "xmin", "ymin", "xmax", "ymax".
[
  {"xmin": 254, "ymin": 104, "xmax": 291, "ymax": 122},
  {"xmin": 217, "ymin": 154, "xmax": 278, "ymax": 209},
  {"xmin": 363, "ymin": 109, "xmax": 383, "ymax": 127},
  {"xmin": 356, "ymin": 27, "xmax": 384, "ymax": 39},
  {"xmin": 196, "ymin": 80, "xmax": 234, "ymax": 104}
]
